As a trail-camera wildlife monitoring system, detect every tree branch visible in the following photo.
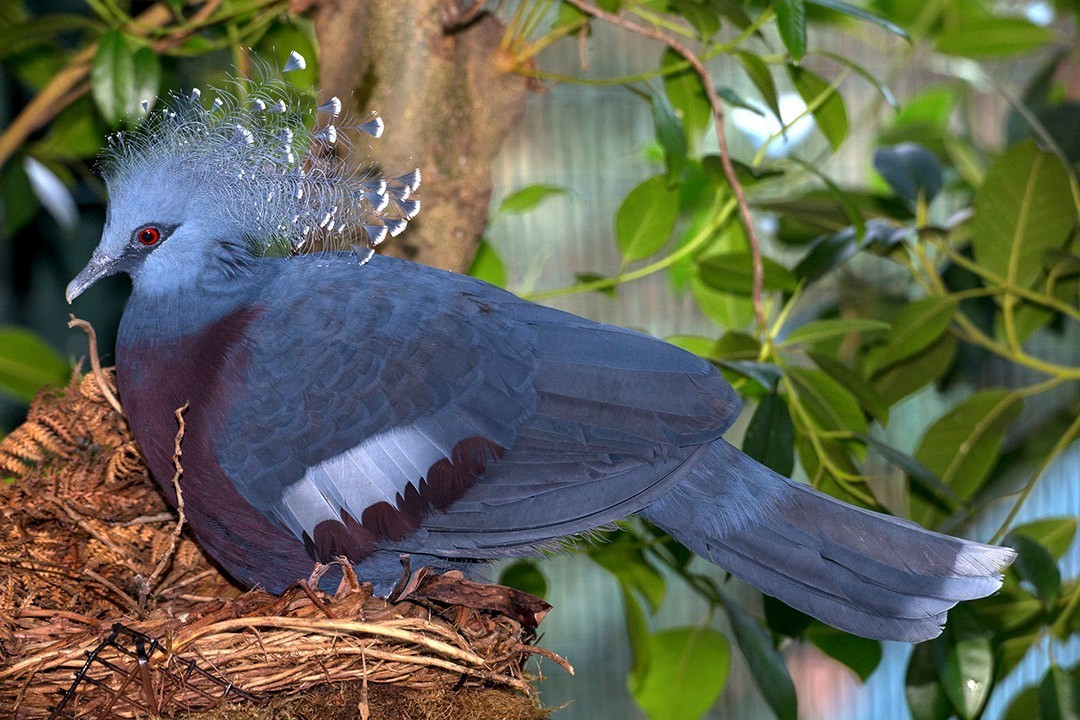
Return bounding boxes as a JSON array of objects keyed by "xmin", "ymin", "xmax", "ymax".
[{"xmin": 562, "ymin": 0, "xmax": 767, "ymax": 330}]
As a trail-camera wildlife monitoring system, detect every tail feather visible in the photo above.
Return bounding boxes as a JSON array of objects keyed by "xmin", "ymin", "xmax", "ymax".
[{"xmin": 643, "ymin": 439, "xmax": 1015, "ymax": 642}]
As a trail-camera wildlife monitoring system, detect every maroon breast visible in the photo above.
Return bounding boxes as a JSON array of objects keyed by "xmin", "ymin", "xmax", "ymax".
[{"xmin": 116, "ymin": 307, "xmax": 315, "ymax": 592}]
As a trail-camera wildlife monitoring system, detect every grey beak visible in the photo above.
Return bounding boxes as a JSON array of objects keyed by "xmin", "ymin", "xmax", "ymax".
[{"xmin": 65, "ymin": 253, "xmax": 118, "ymax": 304}]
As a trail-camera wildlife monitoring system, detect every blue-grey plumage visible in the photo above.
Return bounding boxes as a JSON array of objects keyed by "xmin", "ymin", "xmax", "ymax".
[{"xmin": 65, "ymin": 54, "xmax": 1014, "ymax": 643}]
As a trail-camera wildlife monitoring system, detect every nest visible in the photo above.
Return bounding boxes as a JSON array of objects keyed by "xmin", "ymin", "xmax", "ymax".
[{"xmin": 0, "ymin": 362, "xmax": 567, "ymax": 718}]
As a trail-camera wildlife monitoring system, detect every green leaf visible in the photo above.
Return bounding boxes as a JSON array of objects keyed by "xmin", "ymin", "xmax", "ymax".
[
  {"xmin": 721, "ymin": 594, "xmax": 798, "ymax": 720},
  {"xmin": 0, "ymin": 328, "xmax": 70, "ymax": 402},
  {"xmin": 936, "ymin": 17, "xmax": 1055, "ymax": 59},
  {"xmin": 744, "ymin": 392, "xmax": 795, "ymax": 476},
  {"xmin": 781, "ymin": 318, "xmax": 889, "ymax": 347},
  {"xmin": 91, "ymin": 30, "xmax": 134, "ymax": 126},
  {"xmin": 873, "ymin": 143, "xmax": 943, "ymax": 204},
  {"xmin": 714, "ymin": 360, "xmax": 782, "ymax": 391},
  {"xmin": 1039, "ymin": 666, "xmax": 1080, "ymax": 720},
  {"xmin": 789, "ymin": 66, "xmax": 848, "ymax": 150},
  {"xmin": 1003, "ymin": 685, "xmax": 1040, "ymax": 720},
  {"xmin": 856, "ymin": 433, "xmax": 960, "ymax": 512},
  {"xmin": 1005, "ymin": 534, "xmax": 1061, "ymax": 608},
  {"xmin": 1, "ymin": 160, "xmax": 39, "ymax": 236},
  {"xmin": 806, "ymin": 0, "xmax": 909, "ymax": 40},
  {"xmin": 804, "ymin": 623, "xmax": 882, "ymax": 681},
  {"xmin": 616, "ymin": 175, "xmax": 680, "ymax": 262},
  {"xmin": 253, "ymin": 20, "xmax": 319, "ymax": 91},
  {"xmin": 671, "ymin": 0, "xmax": 720, "ymax": 39},
  {"xmin": 629, "ymin": 626, "xmax": 730, "ymax": 720},
  {"xmin": 733, "ymin": 51, "xmax": 781, "ymax": 122},
  {"xmin": 622, "ymin": 585, "xmax": 651, "ymax": 677},
  {"xmin": 498, "ymin": 184, "xmax": 568, "ymax": 214},
  {"xmin": 872, "ymin": 335, "xmax": 956, "ymax": 406},
  {"xmin": 913, "ymin": 390, "xmax": 1022, "ymax": 526},
  {"xmin": 794, "ymin": 229, "xmax": 860, "ymax": 281},
  {"xmin": 130, "ymin": 46, "xmax": 161, "ymax": 119},
  {"xmin": 34, "ymin": 96, "xmax": 107, "ymax": 160},
  {"xmin": 498, "ymin": 560, "xmax": 547, "ymax": 598},
  {"xmin": 786, "ymin": 366, "xmax": 867, "ymax": 433},
  {"xmin": 0, "ymin": 14, "xmax": 103, "ymax": 60},
  {"xmin": 934, "ymin": 610, "xmax": 994, "ymax": 720},
  {"xmin": 906, "ymin": 642, "xmax": 953, "ymax": 720},
  {"xmin": 697, "ymin": 253, "xmax": 798, "ymax": 294},
  {"xmin": 776, "ymin": 0, "xmax": 807, "ymax": 61},
  {"xmin": 652, "ymin": 90, "xmax": 688, "ymax": 177},
  {"xmin": 971, "ymin": 141, "xmax": 1074, "ymax": 291},
  {"xmin": 663, "ymin": 48, "xmax": 712, "ymax": 149},
  {"xmin": 690, "ymin": 275, "xmax": 754, "ymax": 328},
  {"xmin": 467, "ymin": 239, "xmax": 507, "ymax": 288},
  {"xmin": 589, "ymin": 532, "xmax": 666, "ymax": 612},
  {"xmin": 1009, "ymin": 518, "xmax": 1078, "ymax": 560},
  {"xmin": 808, "ymin": 354, "xmax": 890, "ymax": 425},
  {"xmin": 864, "ymin": 296, "xmax": 957, "ymax": 376}
]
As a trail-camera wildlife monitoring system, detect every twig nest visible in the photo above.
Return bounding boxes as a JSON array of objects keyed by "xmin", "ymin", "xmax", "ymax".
[{"xmin": 0, "ymin": 370, "xmax": 566, "ymax": 718}]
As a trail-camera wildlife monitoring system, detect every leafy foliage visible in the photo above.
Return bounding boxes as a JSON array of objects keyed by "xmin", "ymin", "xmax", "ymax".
[{"xmin": 1, "ymin": 0, "xmax": 1078, "ymax": 718}]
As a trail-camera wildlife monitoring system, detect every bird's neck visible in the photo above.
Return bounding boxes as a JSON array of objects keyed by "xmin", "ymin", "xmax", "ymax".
[{"xmin": 119, "ymin": 256, "xmax": 273, "ymax": 345}]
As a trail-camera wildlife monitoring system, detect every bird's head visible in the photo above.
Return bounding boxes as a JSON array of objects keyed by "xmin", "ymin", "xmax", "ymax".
[{"xmin": 67, "ymin": 51, "xmax": 420, "ymax": 304}]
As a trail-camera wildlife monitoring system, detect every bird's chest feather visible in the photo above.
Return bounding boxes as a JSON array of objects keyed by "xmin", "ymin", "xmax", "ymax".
[{"xmin": 116, "ymin": 306, "xmax": 259, "ymax": 491}]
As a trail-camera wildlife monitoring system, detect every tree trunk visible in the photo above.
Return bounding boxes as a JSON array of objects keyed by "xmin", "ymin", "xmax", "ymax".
[{"xmin": 306, "ymin": 0, "xmax": 528, "ymax": 272}]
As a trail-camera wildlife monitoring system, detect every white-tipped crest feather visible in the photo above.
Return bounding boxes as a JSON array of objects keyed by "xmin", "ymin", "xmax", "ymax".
[{"xmin": 98, "ymin": 52, "xmax": 421, "ymax": 262}]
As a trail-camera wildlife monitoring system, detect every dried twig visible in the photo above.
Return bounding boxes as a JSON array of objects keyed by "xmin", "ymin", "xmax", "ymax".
[
  {"xmin": 562, "ymin": 0, "xmax": 768, "ymax": 330},
  {"xmin": 144, "ymin": 403, "xmax": 189, "ymax": 595},
  {"xmin": 67, "ymin": 315, "xmax": 124, "ymax": 416}
]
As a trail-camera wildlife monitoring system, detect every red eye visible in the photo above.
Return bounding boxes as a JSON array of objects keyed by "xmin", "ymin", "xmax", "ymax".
[{"xmin": 137, "ymin": 227, "xmax": 161, "ymax": 245}]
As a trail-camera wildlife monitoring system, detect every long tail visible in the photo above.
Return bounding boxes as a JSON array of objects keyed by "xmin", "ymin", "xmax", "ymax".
[{"xmin": 642, "ymin": 439, "xmax": 1015, "ymax": 642}]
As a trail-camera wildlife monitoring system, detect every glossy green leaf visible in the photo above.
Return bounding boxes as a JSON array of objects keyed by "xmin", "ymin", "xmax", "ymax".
[
  {"xmin": 1003, "ymin": 685, "xmax": 1039, "ymax": 720},
  {"xmin": 714, "ymin": 360, "xmax": 783, "ymax": 392},
  {"xmin": 790, "ymin": 66, "xmax": 848, "ymax": 150},
  {"xmin": 622, "ymin": 585, "xmax": 650, "ymax": 676},
  {"xmin": 130, "ymin": 46, "xmax": 160, "ymax": 118},
  {"xmin": 864, "ymin": 296, "xmax": 957, "ymax": 376},
  {"xmin": 663, "ymin": 49, "xmax": 712, "ymax": 149},
  {"xmin": 498, "ymin": 560, "xmax": 547, "ymax": 599},
  {"xmin": 794, "ymin": 229, "xmax": 860, "ymax": 281},
  {"xmin": 873, "ymin": 143, "xmax": 943, "ymax": 204},
  {"xmin": 787, "ymin": 366, "xmax": 867, "ymax": 434},
  {"xmin": 776, "ymin": 0, "xmax": 807, "ymax": 60},
  {"xmin": 936, "ymin": 17, "xmax": 1055, "ymax": 58},
  {"xmin": 806, "ymin": 0, "xmax": 909, "ymax": 40},
  {"xmin": 35, "ymin": 96, "xmax": 108, "ymax": 160},
  {"xmin": 697, "ymin": 253, "xmax": 799, "ymax": 294},
  {"xmin": 872, "ymin": 335, "xmax": 956, "ymax": 406},
  {"xmin": 763, "ymin": 595, "xmax": 813, "ymax": 638},
  {"xmin": 1040, "ymin": 666, "xmax": 1080, "ymax": 720},
  {"xmin": 721, "ymin": 594, "xmax": 797, "ymax": 720},
  {"xmin": 857, "ymin": 433, "xmax": 960, "ymax": 512},
  {"xmin": 744, "ymin": 392, "xmax": 795, "ymax": 476},
  {"xmin": 690, "ymin": 275, "xmax": 754, "ymax": 329},
  {"xmin": 616, "ymin": 175, "xmax": 679, "ymax": 262},
  {"xmin": 1005, "ymin": 533, "xmax": 1061, "ymax": 608},
  {"xmin": 254, "ymin": 21, "xmax": 319, "ymax": 90},
  {"xmin": 804, "ymin": 623, "xmax": 882, "ymax": 681},
  {"xmin": 914, "ymin": 390, "xmax": 1022, "ymax": 515},
  {"xmin": 589, "ymin": 533, "xmax": 666, "ymax": 612},
  {"xmin": 906, "ymin": 642, "xmax": 953, "ymax": 720},
  {"xmin": 971, "ymin": 141, "xmax": 1074, "ymax": 291},
  {"xmin": 809, "ymin": 354, "xmax": 890, "ymax": 425},
  {"xmin": 630, "ymin": 626, "xmax": 730, "ymax": 720},
  {"xmin": 652, "ymin": 90, "xmax": 688, "ymax": 177},
  {"xmin": 670, "ymin": 0, "xmax": 720, "ymax": 39},
  {"xmin": 734, "ymin": 51, "xmax": 781, "ymax": 122},
  {"xmin": 0, "ymin": 328, "xmax": 70, "ymax": 402},
  {"xmin": 1009, "ymin": 518, "xmax": 1078, "ymax": 560},
  {"xmin": 1, "ymin": 161, "xmax": 38, "ymax": 236},
  {"xmin": 467, "ymin": 239, "xmax": 507, "ymax": 288},
  {"xmin": 498, "ymin": 184, "xmax": 568, "ymax": 214},
  {"xmin": 934, "ymin": 612, "xmax": 994, "ymax": 720},
  {"xmin": 781, "ymin": 318, "xmax": 889, "ymax": 347},
  {"xmin": 91, "ymin": 30, "xmax": 135, "ymax": 126}
]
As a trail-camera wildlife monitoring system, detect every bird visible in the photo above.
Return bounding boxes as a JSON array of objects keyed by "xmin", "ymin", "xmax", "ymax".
[{"xmin": 66, "ymin": 52, "xmax": 1014, "ymax": 643}]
